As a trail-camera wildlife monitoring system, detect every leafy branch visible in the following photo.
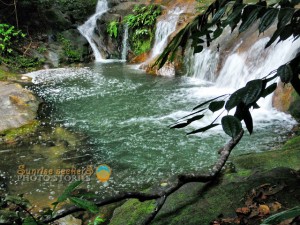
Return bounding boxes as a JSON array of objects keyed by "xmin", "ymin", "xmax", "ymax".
[{"xmin": 154, "ymin": 0, "xmax": 300, "ymax": 68}]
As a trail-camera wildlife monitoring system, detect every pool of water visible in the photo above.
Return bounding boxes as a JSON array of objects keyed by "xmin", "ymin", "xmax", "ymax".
[{"xmin": 0, "ymin": 62, "xmax": 296, "ymax": 206}]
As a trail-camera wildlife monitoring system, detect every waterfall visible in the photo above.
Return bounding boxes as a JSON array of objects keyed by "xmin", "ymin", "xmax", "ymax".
[
  {"xmin": 78, "ymin": 0, "xmax": 108, "ymax": 62},
  {"xmin": 189, "ymin": 35, "xmax": 300, "ymax": 89},
  {"xmin": 121, "ymin": 24, "xmax": 129, "ymax": 61},
  {"xmin": 187, "ymin": 32, "xmax": 300, "ymax": 106},
  {"xmin": 151, "ymin": 7, "xmax": 184, "ymax": 59},
  {"xmin": 215, "ymin": 38, "xmax": 300, "ymax": 89}
]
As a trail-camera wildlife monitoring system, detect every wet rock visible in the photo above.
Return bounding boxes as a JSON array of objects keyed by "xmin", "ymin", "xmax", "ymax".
[
  {"xmin": 44, "ymin": 9, "xmax": 72, "ymax": 31},
  {"xmin": 56, "ymin": 215, "xmax": 82, "ymax": 225},
  {"xmin": 0, "ymin": 82, "xmax": 41, "ymax": 132},
  {"xmin": 273, "ymin": 82, "xmax": 300, "ymax": 121},
  {"xmin": 156, "ymin": 62, "xmax": 176, "ymax": 76}
]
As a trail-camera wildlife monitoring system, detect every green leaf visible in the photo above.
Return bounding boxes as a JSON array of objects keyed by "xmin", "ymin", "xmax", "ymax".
[
  {"xmin": 193, "ymin": 44, "xmax": 204, "ymax": 54},
  {"xmin": 193, "ymin": 94, "xmax": 227, "ymax": 110},
  {"xmin": 239, "ymin": 7, "xmax": 260, "ymax": 33},
  {"xmin": 180, "ymin": 108, "xmax": 206, "ymax": 120},
  {"xmin": 211, "ymin": 6, "xmax": 227, "ymax": 24},
  {"xmin": 213, "ymin": 27, "xmax": 223, "ymax": 39},
  {"xmin": 234, "ymin": 102, "xmax": 253, "ymax": 134},
  {"xmin": 225, "ymin": 79, "xmax": 265, "ymax": 111},
  {"xmin": 265, "ymin": 26, "xmax": 283, "ymax": 48},
  {"xmin": 187, "ymin": 123, "xmax": 219, "ymax": 135},
  {"xmin": 208, "ymin": 101, "xmax": 225, "ymax": 112},
  {"xmin": 261, "ymin": 83, "xmax": 277, "ymax": 98},
  {"xmin": 57, "ymin": 180, "xmax": 82, "ymax": 203},
  {"xmin": 242, "ymin": 107, "xmax": 253, "ymax": 135},
  {"xmin": 224, "ymin": 4, "xmax": 245, "ymax": 25},
  {"xmin": 289, "ymin": 53, "xmax": 300, "ymax": 95},
  {"xmin": 261, "ymin": 206, "xmax": 300, "ymax": 225},
  {"xmin": 243, "ymin": 79, "xmax": 264, "ymax": 106},
  {"xmin": 225, "ymin": 88, "xmax": 247, "ymax": 111},
  {"xmin": 277, "ymin": 8, "xmax": 295, "ymax": 29},
  {"xmin": 259, "ymin": 9, "xmax": 278, "ymax": 33},
  {"xmin": 221, "ymin": 115, "xmax": 242, "ymax": 138},
  {"xmin": 277, "ymin": 64, "xmax": 293, "ymax": 83},
  {"xmin": 279, "ymin": 24, "xmax": 293, "ymax": 41},
  {"xmin": 22, "ymin": 217, "xmax": 39, "ymax": 225},
  {"xmin": 69, "ymin": 197, "xmax": 98, "ymax": 214},
  {"xmin": 170, "ymin": 115, "xmax": 204, "ymax": 129},
  {"xmin": 94, "ymin": 215, "xmax": 106, "ymax": 224}
]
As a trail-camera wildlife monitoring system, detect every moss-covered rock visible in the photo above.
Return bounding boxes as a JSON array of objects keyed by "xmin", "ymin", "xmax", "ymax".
[
  {"xmin": 108, "ymin": 167, "xmax": 300, "ymax": 225},
  {"xmin": 0, "ymin": 82, "xmax": 41, "ymax": 135},
  {"xmin": 233, "ymin": 135, "xmax": 300, "ymax": 171},
  {"xmin": 0, "ymin": 68, "xmax": 20, "ymax": 81},
  {"xmin": 110, "ymin": 199, "xmax": 156, "ymax": 225},
  {"xmin": 108, "ymin": 135, "xmax": 300, "ymax": 225},
  {"xmin": 0, "ymin": 120, "xmax": 40, "ymax": 144},
  {"xmin": 289, "ymin": 90, "xmax": 300, "ymax": 120},
  {"xmin": 273, "ymin": 82, "xmax": 300, "ymax": 121}
]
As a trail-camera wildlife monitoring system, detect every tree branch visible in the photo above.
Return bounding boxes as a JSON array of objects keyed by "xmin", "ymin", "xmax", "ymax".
[{"xmin": 43, "ymin": 129, "xmax": 244, "ymax": 224}]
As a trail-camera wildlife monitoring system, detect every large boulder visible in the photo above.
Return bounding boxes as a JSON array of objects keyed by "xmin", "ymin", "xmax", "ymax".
[
  {"xmin": 0, "ymin": 82, "xmax": 41, "ymax": 132},
  {"xmin": 273, "ymin": 82, "xmax": 300, "ymax": 121}
]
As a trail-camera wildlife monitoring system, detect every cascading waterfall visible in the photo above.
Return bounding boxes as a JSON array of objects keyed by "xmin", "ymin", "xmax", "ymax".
[
  {"xmin": 187, "ymin": 32, "xmax": 300, "ymax": 110},
  {"xmin": 78, "ymin": 0, "xmax": 108, "ymax": 62},
  {"xmin": 150, "ymin": 7, "xmax": 184, "ymax": 59},
  {"xmin": 121, "ymin": 24, "xmax": 129, "ymax": 61},
  {"xmin": 216, "ymin": 38, "xmax": 300, "ymax": 89}
]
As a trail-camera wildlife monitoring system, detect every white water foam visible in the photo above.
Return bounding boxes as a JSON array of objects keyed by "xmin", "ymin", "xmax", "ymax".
[
  {"xmin": 184, "ymin": 35, "xmax": 300, "ymax": 132},
  {"xmin": 151, "ymin": 7, "xmax": 184, "ymax": 59}
]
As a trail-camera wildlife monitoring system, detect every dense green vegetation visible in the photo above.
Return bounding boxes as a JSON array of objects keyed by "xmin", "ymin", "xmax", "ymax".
[
  {"xmin": 58, "ymin": 35, "xmax": 81, "ymax": 63},
  {"xmin": 107, "ymin": 21, "xmax": 119, "ymax": 38},
  {"xmin": 124, "ymin": 4, "xmax": 161, "ymax": 55},
  {"xmin": 0, "ymin": 23, "xmax": 44, "ymax": 71},
  {"xmin": 0, "ymin": 24, "xmax": 25, "ymax": 55}
]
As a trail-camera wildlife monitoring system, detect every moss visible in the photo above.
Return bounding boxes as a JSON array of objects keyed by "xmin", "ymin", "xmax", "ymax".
[
  {"xmin": 0, "ymin": 120, "xmax": 40, "ymax": 143},
  {"xmin": 110, "ymin": 199, "xmax": 156, "ymax": 225},
  {"xmin": 233, "ymin": 135, "xmax": 300, "ymax": 171},
  {"xmin": 289, "ymin": 90, "xmax": 300, "ymax": 120},
  {"xmin": 225, "ymin": 169, "xmax": 253, "ymax": 181},
  {"xmin": 0, "ymin": 68, "xmax": 20, "ymax": 81},
  {"xmin": 52, "ymin": 127, "xmax": 78, "ymax": 146}
]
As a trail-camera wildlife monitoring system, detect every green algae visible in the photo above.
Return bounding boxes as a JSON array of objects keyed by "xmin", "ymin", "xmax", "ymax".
[
  {"xmin": 233, "ymin": 135, "xmax": 300, "ymax": 171},
  {"xmin": 0, "ymin": 120, "xmax": 40, "ymax": 143},
  {"xmin": 110, "ymin": 199, "xmax": 156, "ymax": 225}
]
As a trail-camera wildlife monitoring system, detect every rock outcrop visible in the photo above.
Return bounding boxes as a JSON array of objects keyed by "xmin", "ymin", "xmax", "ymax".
[{"xmin": 0, "ymin": 82, "xmax": 41, "ymax": 132}]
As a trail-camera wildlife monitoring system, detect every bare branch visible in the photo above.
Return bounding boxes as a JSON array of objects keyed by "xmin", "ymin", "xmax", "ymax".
[{"xmin": 43, "ymin": 129, "xmax": 244, "ymax": 224}]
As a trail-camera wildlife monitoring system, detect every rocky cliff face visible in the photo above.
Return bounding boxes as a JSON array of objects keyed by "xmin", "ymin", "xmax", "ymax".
[{"xmin": 94, "ymin": 0, "xmax": 196, "ymax": 61}]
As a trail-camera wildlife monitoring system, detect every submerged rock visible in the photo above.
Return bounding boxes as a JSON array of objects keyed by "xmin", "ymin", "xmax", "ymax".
[
  {"xmin": 56, "ymin": 215, "xmax": 82, "ymax": 225},
  {"xmin": 0, "ymin": 82, "xmax": 41, "ymax": 132}
]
